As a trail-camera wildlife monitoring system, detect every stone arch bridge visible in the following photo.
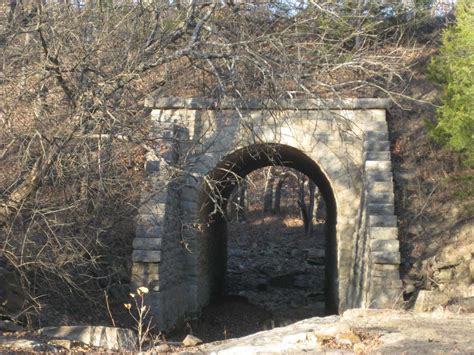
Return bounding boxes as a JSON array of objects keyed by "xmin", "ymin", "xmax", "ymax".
[{"xmin": 131, "ymin": 97, "xmax": 402, "ymax": 330}]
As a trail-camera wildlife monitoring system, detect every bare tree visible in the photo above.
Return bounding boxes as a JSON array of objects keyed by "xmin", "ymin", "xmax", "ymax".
[{"xmin": 0, "ymin": 0, "xmax": 433, "ymax": 321}]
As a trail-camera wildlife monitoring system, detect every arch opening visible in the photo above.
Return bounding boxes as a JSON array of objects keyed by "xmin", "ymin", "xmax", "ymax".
[{"xmin": 198, "ymin": 143, "xmax": 338, "ymax": 318}]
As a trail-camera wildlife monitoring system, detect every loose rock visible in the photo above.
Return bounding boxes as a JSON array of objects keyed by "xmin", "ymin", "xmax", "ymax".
[
  {"xmin": 0, "ymin": 319, "xmax": 23, "ymax": 332},
  {"xmin": 183, "ymin": 334, "xmax": 203, "ymax": 347},
  {"xmin": 0, "ymin": 336, "xmax": 46, "ymax": 351},
  {"xmin": 48, "ymin": 339, "xmax": 72, "ymax": 350}
]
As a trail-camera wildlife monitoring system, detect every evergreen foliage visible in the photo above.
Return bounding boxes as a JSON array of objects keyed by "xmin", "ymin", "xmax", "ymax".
[{"xmin": 428, "ymin": 0, "xmax": 474, "ymax": 166}]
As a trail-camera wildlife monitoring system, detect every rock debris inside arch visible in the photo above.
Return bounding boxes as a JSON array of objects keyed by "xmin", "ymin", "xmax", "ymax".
[{"xmin": 224, "ymin": 168, "xmax": 329, "ymax": 327}]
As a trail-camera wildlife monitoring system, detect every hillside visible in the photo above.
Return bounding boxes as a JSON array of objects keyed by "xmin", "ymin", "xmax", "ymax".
[{"xmin": 0, "ymin": 1, "xmax": 472, "ymax": 351}]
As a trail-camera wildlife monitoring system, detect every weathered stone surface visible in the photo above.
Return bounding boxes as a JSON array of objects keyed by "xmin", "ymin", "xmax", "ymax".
[
  {"xmin": 38, "ymin": 326, "xmax": 137, "ymax": 351},
  {"xmin": 201, "ymin": 309, "xmax": 474, "ymax": 354}
]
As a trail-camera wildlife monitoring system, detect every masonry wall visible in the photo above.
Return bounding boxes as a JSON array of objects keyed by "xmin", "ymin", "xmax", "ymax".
[{"xmin": 131, "ymin": 98, "xmax": 402, "ymax": 331}]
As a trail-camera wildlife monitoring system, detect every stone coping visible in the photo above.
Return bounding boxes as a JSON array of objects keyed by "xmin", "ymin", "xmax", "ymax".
[{"xmin": 145, "ymin": 97, "xmax": 392, "ymax": 110}]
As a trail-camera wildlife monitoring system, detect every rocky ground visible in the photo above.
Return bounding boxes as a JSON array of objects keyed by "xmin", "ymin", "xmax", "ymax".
[
  {"xmin": 2, "ymin": 208, "xmax": 472, "ymax": 354},
  {"xmin": 201, "ymin": 308, "xmax": 474, "ymax": 354},
  {"xmin": 2, "ymin": 309, "xmax": 473, "ymax": 353},
  {"xmin": 225, "ymin": 213, "xmax": 327, "ymax": 324}
]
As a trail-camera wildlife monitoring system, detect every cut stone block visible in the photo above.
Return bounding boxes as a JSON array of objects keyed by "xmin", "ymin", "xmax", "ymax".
[
  {"xmin": 369, "ymin": 181, "xmax": 394, "ymax": 193},
  {"xmin": 367, "ymin": 203, "xmax": 394, "ymax": 215},
  {"xmin": 365, "ymin": 160, "xmax": 392, "ymax": 172},
  {"xmin": 133, "ymin": 238, "xmax": 162, "ymax": 250},
  {"xmin": 131, "ymin": 262, "xmax": 160, "ymax": 276},
  {"xmin": 372, "ymin": 251, "xmax": 401, "ymax": 264},
  {"xmin": 369, "ymin": 227, "xmax": 398, "ymax": 240},
  {"xmin": 371, "ymin": 264, "xmax": 400, "ymax": 277},
  {"xmin": 364, "ymin": 140, "xmax": 390, "ymax": 151},
  {"xmin": 135, "ymin": 225, "xmax": 163, "ymax": 238},
  {"xmin": 365, "ymin": 131, "xmax": 388, "ymax": 141},
  {"xmin": 367, "ymin": 192, "xmax": 394, "ymax": 204},
  {"xmin": 366, "ymin": 171, "xmax": 393, "ymax": 183},
  {"xmin": 368, "ymin": 215, "xmax": 397, "ymax": 227},
  {"xmin": 132, "ymin": 250, "xmax": 161, "ymax": 263},
  {"xmin": 370, "ymin": 239, "xmax": 400, "ymax": 253},
  {"xmin": 364, "ymin": 151, "xmax": 391, "ymax": 161}
]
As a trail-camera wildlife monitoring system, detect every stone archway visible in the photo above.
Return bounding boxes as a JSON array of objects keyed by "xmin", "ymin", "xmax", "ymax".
[
  {"xmin": 198, "ymin": 143, "xmax": 338, "ymax": 315},
  {"xmin": 131, "ymin": 98, "xmax": 402, "ymax": 331}
]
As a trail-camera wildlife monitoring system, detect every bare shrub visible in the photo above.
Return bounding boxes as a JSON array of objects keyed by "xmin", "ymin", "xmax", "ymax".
[{"xmin": 0, "ymin": 1, "xmax": 437, "ymax": 324}]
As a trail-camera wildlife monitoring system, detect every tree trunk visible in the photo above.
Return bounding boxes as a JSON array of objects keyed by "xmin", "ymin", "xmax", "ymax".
[
  {"xmin": 0, "ymin": 123, "xmax": 79, "ymax": 226},
  {"xmin": 227, "ymin": 178, "xmax": 247, "ymax": 221},
  {"xmin": 273, "ymin": 173, "xmax": 288, "ymax": 214},
  {"xmin": 236, "ymin": 177, "xmax": 247, "ymax": 221},
  {"xmin": 1, "ymin": 148, "xmax": 55, "ymax": 226},
  {"xmin": 306, "ymin": 180, "xmax": 316, "ymax": 237},
  {"xmin": 263, "ymin": 167, "xmax": 275, "ymax": 214},
  {"xmin": 316, "ymin": 192, "xmax": 327, "ymax": 222},
  {"xmin": 298, "ymin": 177, "xmax": 316, "ymax": 237}
]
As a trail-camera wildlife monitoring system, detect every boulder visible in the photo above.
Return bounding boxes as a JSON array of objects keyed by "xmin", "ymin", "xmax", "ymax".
[
  {"xmin": 414, "ymin": 290, "xmax": 450, "ymax": 312},
  {"xmin": 39, "ymin": 326, "xmax": 137, "ymax": 351}
]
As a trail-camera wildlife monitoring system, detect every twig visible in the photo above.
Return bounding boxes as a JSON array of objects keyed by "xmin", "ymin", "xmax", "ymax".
[{"xmin": 104, "ymin": 290, "xmax": 116, "ymax": 328}]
